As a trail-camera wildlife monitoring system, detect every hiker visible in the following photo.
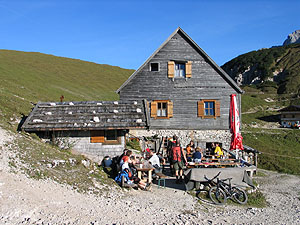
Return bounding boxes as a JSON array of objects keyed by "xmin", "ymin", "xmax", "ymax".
[
  {"xmin": 114, "ymin": 168, "xmax": 150, "ymax": 191},
  {"xmin": 214, "ymin": 143, "xmax": 224, "ymax": 158},
  {"xmin": 171, "ymin": 140, "xmax": 187, "ymax": 184},
  {"xmin": 193, "ymin": 147, "xmax": 203, "ymax": 163},
  {"xmin": 167, "ymin": 135, "xmax": 177, "ymax": 174},
  {"xmin": 120, "ymin": 150, "xmax": 132, "ymax": 167},
  {"xmin": 148, "ymin": 150, "xmax": 161, "ymax": 173}
]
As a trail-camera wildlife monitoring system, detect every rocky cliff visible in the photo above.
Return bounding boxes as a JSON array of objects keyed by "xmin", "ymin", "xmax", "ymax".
[{"xmin": 283, "ymin": 30, "xmax": 300, "ymax": 45}]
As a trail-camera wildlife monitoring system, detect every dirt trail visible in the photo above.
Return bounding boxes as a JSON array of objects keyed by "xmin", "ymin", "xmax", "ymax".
[{"xmin": 0, "ymin": 127, "xmax": 300, "ymax": 224}]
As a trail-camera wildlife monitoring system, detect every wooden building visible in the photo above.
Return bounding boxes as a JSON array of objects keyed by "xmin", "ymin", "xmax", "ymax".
[
  {"xmin": 117, "ymin": 27, "xmax": 243, "ymax": 150},
  {"xmin": 22, "ymin": 27, "xmax": 243, "ymax": 160},
  {"xmin": 279, "ymin": 105, "xmax": 300, "ymax": 128},
  {"xmin": 22, "ymin": 101, "xmax": 147, "ymax": 161}
]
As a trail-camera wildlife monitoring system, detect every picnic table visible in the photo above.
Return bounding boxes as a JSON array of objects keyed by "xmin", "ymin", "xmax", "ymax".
[
  {"xmin": 136, "ymin": 167, "xmax": 154, "ymax": 183},
  {"xmin": 187, "ymin": 159, "xmax": 239, "ymax": 168}
]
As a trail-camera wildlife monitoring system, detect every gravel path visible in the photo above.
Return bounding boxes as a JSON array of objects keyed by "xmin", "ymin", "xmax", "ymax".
[{"xmin": 0, "ymin": 127, "xmax": 300, "ymax": 224}]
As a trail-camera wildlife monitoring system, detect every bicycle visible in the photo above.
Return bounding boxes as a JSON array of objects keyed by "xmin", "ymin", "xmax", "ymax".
[{"xmin": 204, "ymin": 172, "xmax": 248, "ymax": 205}]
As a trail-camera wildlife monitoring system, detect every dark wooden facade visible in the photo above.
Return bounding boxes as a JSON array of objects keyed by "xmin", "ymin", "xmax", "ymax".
[{"xmin": 117, "ymin": 27, "xmax": 243, "ymax": 130}]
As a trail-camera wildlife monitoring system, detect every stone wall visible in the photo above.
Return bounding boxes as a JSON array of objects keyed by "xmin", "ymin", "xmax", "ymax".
[
  {"xmin": 129, "ymin": 129, "xmax": 232, "ymax": 150},
  {"xmin": 44, "ymin": 130, "xmax": 125, "ymax": 163}
]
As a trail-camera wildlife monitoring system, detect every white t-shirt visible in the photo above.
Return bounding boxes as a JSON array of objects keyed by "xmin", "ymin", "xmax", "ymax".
[
  {"xmin": 122, "ymin": 162, "xmax": 129, "ymax": 171},
  {"xmin": 149, "ymin": 154, "xmax": 160, "ymax": 168}
]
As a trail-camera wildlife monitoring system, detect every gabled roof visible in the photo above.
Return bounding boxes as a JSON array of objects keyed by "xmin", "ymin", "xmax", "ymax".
[
  {"xmin": 22, "ymin": 101, "xmax": 147, "ymax": 131},
  {"xmin": 116, "ymin": 27, "xmax": 243, "ymax": 94}
]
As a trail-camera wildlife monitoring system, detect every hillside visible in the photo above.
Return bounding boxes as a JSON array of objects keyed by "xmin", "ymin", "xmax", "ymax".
[
  {"xmin": 222, "ymin": 43, "xmax": 300, "ymax": 175},
  {"xmin": 222, "ymin": 43, "xmax": 300, "ymax": 99},
  {"xmin": 0, "ymin": 50, "xmax": 134, "ymax": 129}
]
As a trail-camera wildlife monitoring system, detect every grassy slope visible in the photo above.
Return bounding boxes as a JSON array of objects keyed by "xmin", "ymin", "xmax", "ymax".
[
  {"xmin": 0, "ymin": 50, "xmax": 133, "ymax": 129},
  {"xmin": 241, "ymin": 90, "xmax": 300, "ymax": 175},
  {"xmin": 0, "ymin": 49, "xmax": 133, "ymax": 192}
]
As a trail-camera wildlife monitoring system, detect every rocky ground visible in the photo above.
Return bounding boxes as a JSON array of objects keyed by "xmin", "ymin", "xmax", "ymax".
[{"xmin": 1, "ymin": 127, "xmax": 300, "ymax": 224}]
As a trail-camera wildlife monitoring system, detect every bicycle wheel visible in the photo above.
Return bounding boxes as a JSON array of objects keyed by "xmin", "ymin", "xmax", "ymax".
[
  {"xmin": 232, "ymin": 187, "xmax": 248, "ymax": 204},
  {"xmin": 209, "ymin": 186, "xmax": 227, "ymax": 205}
]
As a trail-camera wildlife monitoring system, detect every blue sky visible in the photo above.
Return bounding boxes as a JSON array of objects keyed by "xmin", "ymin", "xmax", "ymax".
[{"xmin": 0, "ymin": 0, "xmax": 299, "ymax": 69}]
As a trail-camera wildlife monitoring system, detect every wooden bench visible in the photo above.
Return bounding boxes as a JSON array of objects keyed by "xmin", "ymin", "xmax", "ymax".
[{"xmin": 156, "ymin": 172, "xmax": 167, "ymax": 188}]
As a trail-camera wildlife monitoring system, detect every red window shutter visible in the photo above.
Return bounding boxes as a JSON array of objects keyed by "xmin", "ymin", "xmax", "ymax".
[
  {"xmin": 186, "ymin": 61, "xmax": 192, "ymax": 78},
  {"xmin": 197, "ymin": 100, "xmax": 204, "ymax": 118},
  {"xmin": 167, "ymin": 101, "xmax": 173, "ymax": 118},
  {"xmin": 150, "ymin": 101, "xmax": 157, "ymax": 118},
  {"xmin": 168, "ymin": 61, "xmax": 175, "ymax": 78},
  {"xmin": 215, "ymin": 100, "xmax": 220, "ymax": 117}
]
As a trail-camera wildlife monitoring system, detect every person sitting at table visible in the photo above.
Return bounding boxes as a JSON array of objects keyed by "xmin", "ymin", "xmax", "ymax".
[
  {"xmin": 120, "ymin": 150, "xmax": 132, "ymax": 167},
  {"xmin": 214, "ymin": 143, "xmax": 224, "ymax": 158},
  {"xmin": 210, "ymin": 143, "xmax": 216, "ymax": 155},
  {"xmin": 186, "ymin": 143, "xmax": 195, "ymax": 162},
  {"xmin": 193, "ymin": 147, "xmax": 203, "ymax": 163},
  {"xmin": 148, "ymin": 150, "xmax": 161, "ymax": 173},
  {"xmin": 186, "ymin": 144, "xmax": 191, "ymax": 155},
  {"xmin": 171, "ymin": 140, "xmax": 187, "ymax": 184},
  {"xmin": 115, "ymin": 167, "xmax": 150, "ymax": 191},
  {"xmin": 129, "ymin": 155, "xmax": 138, "ymax": 177}
]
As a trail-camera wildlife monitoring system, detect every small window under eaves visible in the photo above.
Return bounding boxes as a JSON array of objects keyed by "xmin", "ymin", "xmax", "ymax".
[{"xmin": 150, "ymin": 63, "xmax": 159, "ymax": 71}]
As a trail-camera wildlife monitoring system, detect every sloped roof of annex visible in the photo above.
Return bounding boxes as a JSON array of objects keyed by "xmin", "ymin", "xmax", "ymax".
[
  {"xmin": 21, "ymin": 100, "xmax": 147, "ymax": 132},
  {"xmin": 116, "ymin": 27, "xmax": 243, "ymax": 94}
]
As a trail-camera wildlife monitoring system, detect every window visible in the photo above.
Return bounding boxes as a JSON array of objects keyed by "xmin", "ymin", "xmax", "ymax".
[
  {"xmin": 175, "ymin": 63, "xmax": 186, "ymax": 78},
  {"xmin": 204, "ymin": 101, "xmax": 215, "ymax": 116},
  {"xmin": 198, "ymin": 100, "xmax": 220, "ymax": 119},
  {"xmin": 150, "ymin": 63, "xmax": 159, "ymax": 71},
  {"xmin": 150, "ymin": 100, "xmax": 173, "ymax": 119},
  {"xmin": 168, "ymin": 61, "xmax": 192, "ymax": 78},
  {"xmin": 157, "ymin": 102, "xmax": 167, "ymax": 117},
  {"xmin": 106, "ymin": 130, "xmax": 118, "ymax": 141},
  {"xmin": 90, "ymin": 130, "xmax": 121, "ymax": 144}
]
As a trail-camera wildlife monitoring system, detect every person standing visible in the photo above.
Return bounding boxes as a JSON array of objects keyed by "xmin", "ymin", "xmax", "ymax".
[
  {"xmin": 171, "ymin": 140, "xmax": 187, "ymax": 184},
  {"xmin": 167, "ymin": 135, "xmax": 177, "ymax": 175}
]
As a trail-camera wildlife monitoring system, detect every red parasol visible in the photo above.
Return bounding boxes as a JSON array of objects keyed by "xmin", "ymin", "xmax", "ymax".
[{"xmin": 229, "ymin": 94, "xmax": 244, "ymax": 150}]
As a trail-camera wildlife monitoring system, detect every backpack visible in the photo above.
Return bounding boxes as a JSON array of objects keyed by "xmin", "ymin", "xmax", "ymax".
[
  {"xmin": 172, "ymin": 146, "xmax": 182, "ymax": 162},
  {"xmin": 114, "ymin": 169, "xmax": 130, "ymax": 183}
]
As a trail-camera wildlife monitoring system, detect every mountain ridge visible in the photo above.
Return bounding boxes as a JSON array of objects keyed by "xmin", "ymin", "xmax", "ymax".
[
  {"xmin": 283, "ymin": 29, "xmax": 300, "ymax": 45},
  {"xmin": 221, "ymin": 43, "xmax": 300, "ymax": 97}
]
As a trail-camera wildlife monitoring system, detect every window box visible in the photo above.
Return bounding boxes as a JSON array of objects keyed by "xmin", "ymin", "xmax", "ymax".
[{"xmin": 90, "ymin": 130, "xmax": 121, "ymax": 144}]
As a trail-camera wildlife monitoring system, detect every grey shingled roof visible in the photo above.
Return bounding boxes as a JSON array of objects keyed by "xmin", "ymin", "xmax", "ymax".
[{"xmin": 22, "ymin": 100, "xmax": 147, "ymax": 131}]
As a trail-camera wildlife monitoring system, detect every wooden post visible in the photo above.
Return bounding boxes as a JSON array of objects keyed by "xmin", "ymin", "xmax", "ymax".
[{"xmin": 51, "ymin": 131, "xmax": 55, "ymax": 145}]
